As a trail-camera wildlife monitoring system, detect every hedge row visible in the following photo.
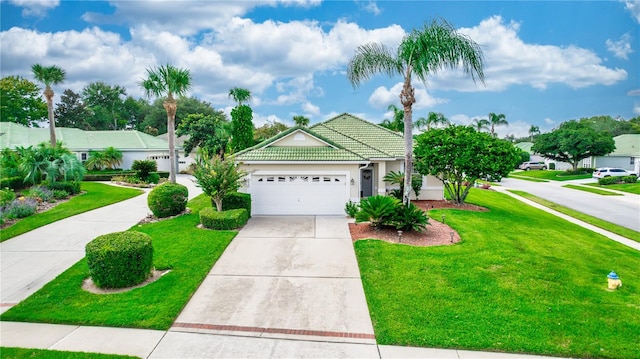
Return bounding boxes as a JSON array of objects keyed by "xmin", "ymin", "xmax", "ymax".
[
  {"xmin": 200, "ymin": 208, "xmax": 249, "ymax": 230},
  {"xmin": 598, "ymin": 175, "xmax": 638, "ymax": 185},
  {"xmin": 220, "ymin": 192, "xmax": 252, "ymax": 217}
]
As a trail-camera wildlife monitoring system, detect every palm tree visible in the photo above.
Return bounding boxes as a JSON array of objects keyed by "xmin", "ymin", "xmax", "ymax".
[
  {"xmin": 528, "ymin": 125, "xmax": 540, "ymax": 141},
  {"xmin": 347, "ymin": 18, "xmax": 485, "ymax": 205},
  {"xmin": 140, "ymin": 64, "xmax": 192, "ymax": 183},
  {"xmin": 228, "ymin": 87, "xmax": 254, "ymax": 151},
  {"xmin": 31, "ymin": 64, "xmax": 66, "ymax": 146},
  {"xmin": 488, "ymin": 112, "xmax": 508, "ymax": 137},
  {"xmin": 228, "ymin": 87, "xmax": 252, "ymax": 105},
  {"xmin": 380, "ymin": 104, "xmax": 404, "ymax": 132},
  {"xmin": 472, "ymin": 118, "xmax": 490, "ymax": 132},
  {"xmin": 292, "ymin": 115, "xmax": 310, "ymax": 127},
  {"xmin": 416, "ymin": 112, "xmax": 449, "ymax": 131}
]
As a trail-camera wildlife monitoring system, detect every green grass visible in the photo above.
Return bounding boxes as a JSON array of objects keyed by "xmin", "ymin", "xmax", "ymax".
[
  {"xmin": 509, "ymin": 190, "xmax": 640, "ymax": 243},
  {"xmin": 0, "ymin": 347, "xmax": 138, "ymax": 359},
  {"xmin": 562, "ymin": 184, "xmax": 622, "ymax": 196},
  {"xmin": 586, "ymin": 182, "xmax": 640, "ymax": 195},
  {"xmin": 506, "ymin": 174, "xmax": 549, "ymax": 182},
  {"xmin": 355, "ymin": 189, "xmax": 640, "ymax": 359},
  {"xmin": 1, "ymin": 183, "xmax": 143, "ymax": 242},
  {"xmin": 0, "ymin": 194, "xmax": 235, "ymax": 330},
  {"xmin": 510, "ymin": 170, "xmax": 591, "ymax": 181}
]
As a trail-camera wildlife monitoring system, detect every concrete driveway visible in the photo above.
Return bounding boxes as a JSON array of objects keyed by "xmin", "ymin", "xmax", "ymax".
[{"xmin": 163, "ymin": 215, "xmax": 376, "ymax": 355}]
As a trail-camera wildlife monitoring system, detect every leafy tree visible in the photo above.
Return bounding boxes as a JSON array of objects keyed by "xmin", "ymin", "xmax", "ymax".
[
  {"xmin": 31, "ymin": 64, "xmax": 66, "ymax": 146},
  {"xmin": 528, "ymin": 125, "xmax": 540, "ymax": 141},
  {"xmin": 121, "ymin": 96, "xmax": 151, "ymax": 131},
  {"xmin": 140, "ymin": 64, "xmax": 192, "ymax": 183},
  {"xmin": 488, "ymin": 112, "xmax": 507, "ymax": 137},
  {"xmin": 578, "ymin": 115, "xmax": 639, "ymax": 136},
  {"xmin": 176, "ymin": 112, "xmax": 230, "ymax": 156},
  {"xmin": 142, "ymin": 96, "xmax": 216, "ymax": 134},
  {"xmin": 193, "ymin": 151, "xmax": 247, "ymax": 211},
  {"xmin": 0, "ymin": 76, "xmax": 47, "ymax": 126},
  {"xmin": 254, "ymin": 121, "xmax": 289, "ymax": 143},
  {"xmin": 292, "ymin": 115, "xmax": 310, "ymax": 127},
  {"xmin": 415, "ymin": 112, "xmax": 449, "ymax": 132},
  {"xmin": 54, "ymin": 89, "xmax": 93, "ymax": 129},
  {"xmin": 472, "ymin": 118, "xmax": 490, "ymax": 132},
  {"xmin": 82, "ymin": 81, "xmax": 127, "ymax": 130},
  {"xmin": 347, "ymin": 18, "xmax": 485, "ymax": 205},
  {"xmin": 229, "ymin": 87, "xmax": 254, "ymax": 151},
  {"xmin": 532, "ymin": 120, "xmax": 616, "ymax": 171},
  {"xmin": 414, "ymin": 125, "xmax": 520, "ymax": 205},
  {"xmin": 380, "ymin": 104, "xmax": 404, "ymax": 132}
]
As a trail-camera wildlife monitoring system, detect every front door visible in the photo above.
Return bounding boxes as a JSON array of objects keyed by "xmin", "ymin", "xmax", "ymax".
[{"xmin": 361, "ymin": 169, "xmax": 373, "ymax": 197}]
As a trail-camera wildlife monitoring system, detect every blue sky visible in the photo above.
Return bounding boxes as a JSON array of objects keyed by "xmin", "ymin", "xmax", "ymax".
[{"xmin": 1, "ymin": 0, "xmax": 639, "ymax": 138}]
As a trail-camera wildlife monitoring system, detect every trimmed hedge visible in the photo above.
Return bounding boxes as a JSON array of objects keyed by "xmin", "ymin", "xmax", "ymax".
[
  {"xmin": 147, "ymin": 182, "xmax": 188, "ymax": 218},
  {"xmin": 598, "ymin": 176, "xmax": 619, "ymax": 185},
  {"xmin": 220, "ymin": 192, "xmax": 252, "ymax": 217},
  {"xmin": 623, "ymin": 175, "xmax": 638, "ymax": 183},
  {"xmin": 86, "ymin": 231, "xmax": 153, "ymax": 289},
  {"xmin": 200, "ymin": 208, "xmax": 248, "ymax": 230},
  {"xmin": 0, "ymin": 176, "xmax": 24, "ymax": 190},
  {"xmin": 44, "ymin": 181, "xmax": 81, "ymax": 195}
]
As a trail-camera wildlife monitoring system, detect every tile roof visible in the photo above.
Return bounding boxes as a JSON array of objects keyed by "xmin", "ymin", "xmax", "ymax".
[{"xmin": 236, "ymin": 113, "xmax": 405, "ymax": 162}]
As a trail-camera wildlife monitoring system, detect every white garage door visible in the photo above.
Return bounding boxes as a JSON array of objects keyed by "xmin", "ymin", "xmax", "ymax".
[{"xmin": 251, "ymin": 174, "xmax": 348, "ymax": 215}]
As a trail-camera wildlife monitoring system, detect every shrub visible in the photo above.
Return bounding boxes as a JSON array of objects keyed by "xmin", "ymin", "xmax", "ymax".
[
  {"xmin": 221, "ymin": 192, "xmax": 251, "ymax": 217},
  {"xmin": 0, "ymin": 176, "xmax": 24, "ymax": 190},
  {"xmin": 548, "ymin": 162, "xmax": 556, "ymax": 170},
  {"xmin": 132, "ymin": 160, "xmax": 157, "ymax": 182},
  {"xmin": 52, "ymin": 190, "xmax": 69, "ymax": 200},
  {"xmin": 344, "ymin": 201, "xmax": 359, "ymax": 218},
  {"xmin": 5, "ymin": 197, "xmax": 38, "ymax": 219},
  {"xmin": 26, "ymin": 186, "xmax": 54, "ymax": 202},
  {"xmin": 147, "ymin": 172, "xmax": 160, "ymax": 184},
  {"xmin": 86, "ymin": 231, "xmax": 153, "ymax": 289},
  {"xmin": 598, "ymin": 176, "xmax": 620, "ymax": 185},
  {"xmin": 0, "ymin": 188, "xmax": 16, "ymax": 208},
  {"xmin": 355, "ymin": 195, "xmax": 400, "ymax": 229},
  {"xmin": 147, "ymin": 182, "xmax": 188, "ymax": 218},
  {"xmin": 623, "ymin": 175, "xmax": 638, "ymax": 183},
  {"xmin": 200, "ymin": 207, "xmax": 249, "ymax": 230},
  {"xmin": 393, "ymin": 203, "xmax": 429, "ymax": 232},
  {"xmin": 44, "ymin": 181, "xmax": 81, "ymax": 195}
]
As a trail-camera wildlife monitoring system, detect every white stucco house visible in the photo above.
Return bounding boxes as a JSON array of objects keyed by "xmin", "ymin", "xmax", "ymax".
[
  {"xmin": 235, "ymin": 113, "xmax": 443, "ymax": 216},
  {"xmin": 0, "ymin": 122, "xmax": 192, "ymax": 172},
  {"xmin": 515, "ymin": 141, "xmax": 573, "ymax": 170},
  {"xmin": 588, "ymin": 134, "xmax": 640, "ymax": 174}
]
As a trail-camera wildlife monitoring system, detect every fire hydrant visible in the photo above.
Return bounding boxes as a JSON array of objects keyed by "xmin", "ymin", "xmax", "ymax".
[{"xmin": 607, "ymin": 271, "xmax": 622, "ymax": 291}]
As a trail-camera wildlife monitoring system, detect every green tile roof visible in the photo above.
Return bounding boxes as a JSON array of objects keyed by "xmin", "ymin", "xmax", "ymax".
[
  {"xmin": 609, "ymin": 134, "xmax": 640, "ymax": 156},
  {"xmin": 236, "ymin": 113, "xmax": 405, "ymax": 162},
  {"xmin": 0, "ymin": 122, "xmax": 172, "ymax": 151}
]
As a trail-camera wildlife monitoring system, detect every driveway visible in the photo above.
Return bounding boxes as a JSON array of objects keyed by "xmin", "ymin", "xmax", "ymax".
[
  {"xmin": 499, "ymin": 177, "xmax": 640, "ymax": 232},
  {"xmin": 153, "ymin": 216, "xmax": 376, "ymax": 357}
]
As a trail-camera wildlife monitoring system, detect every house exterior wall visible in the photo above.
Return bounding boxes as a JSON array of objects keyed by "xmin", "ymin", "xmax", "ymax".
[
  {"xmin": 592, "ymin": 156, "xmax": 634, "ymax": 171},
  {"xmin": 75, "ymin": 150, "xmax": 193, "ymax": 172}
]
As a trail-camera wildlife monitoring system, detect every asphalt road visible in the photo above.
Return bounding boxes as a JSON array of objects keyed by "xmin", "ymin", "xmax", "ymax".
[{"xmin": 498, "ymin": 177, "xmax": 640, "ymax": 232}]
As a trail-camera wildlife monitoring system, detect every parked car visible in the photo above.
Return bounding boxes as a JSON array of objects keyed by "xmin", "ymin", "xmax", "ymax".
[
  {"xmin": 519, "ymin": 161, "xmax": 547, "ymax": 170},
  {"xmin": 592, "ymin": 168, "xmax": 637, "ymax": 179}
]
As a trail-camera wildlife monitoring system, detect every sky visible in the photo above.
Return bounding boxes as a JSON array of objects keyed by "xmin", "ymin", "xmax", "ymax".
[{"xmin": 1, "ymin": 0, "xmax": 639, "ymax": 138}]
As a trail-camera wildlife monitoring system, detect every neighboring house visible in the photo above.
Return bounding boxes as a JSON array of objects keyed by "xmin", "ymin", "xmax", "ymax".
[
  {"xmin": 514, "ymin": 141, "xmax": 572, "ymax": 170},
  {"xmin": 0, "ymin": 122, "xmax": 190, "ymax": 172},
  {"xmin": 590, "ymin": 134, "xmax": 640, "ymax": 174},
  {"xmin": 235, "ymin": 113, "xmax": 443, "ymax": 215}
]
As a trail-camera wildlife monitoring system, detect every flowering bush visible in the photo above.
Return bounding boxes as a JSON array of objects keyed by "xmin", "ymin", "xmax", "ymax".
[
  {"xmin": 5, "ymin": 197, "xmax": 38, "ymax": 219},
  {"xmin": 26, "ymin": 186, "xmax": 54, "ymax": 202}
]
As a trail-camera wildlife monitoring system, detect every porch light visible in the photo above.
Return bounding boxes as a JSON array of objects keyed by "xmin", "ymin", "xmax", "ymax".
[
  {"xmin": 450, "ymin": 232, "xmax": 454, "ymax": 243},
  {"xmin": 350, "ymin": 178, "xmax": 355, "ymax": 185},
  {"xmin": 397, "ymin": 230, "xmax": 402, "ymax": 243},
  {"xmin": 607, "ymin": 271, "xmax": 622, "ymax": 291}
]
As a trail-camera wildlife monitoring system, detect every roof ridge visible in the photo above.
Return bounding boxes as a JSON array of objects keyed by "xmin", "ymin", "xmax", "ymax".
[
  {"xmin": 234, "ymin": 126, "xmax": 345, "ymax": 156},
  {"xmin": 314, "ymin": 114, "xmax": 399, "ymax": 158}
]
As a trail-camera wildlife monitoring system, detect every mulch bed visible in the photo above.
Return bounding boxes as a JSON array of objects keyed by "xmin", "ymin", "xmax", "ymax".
[{"xmin": 348, "ymin": 200, "xmax": 487, "ymax": 247}]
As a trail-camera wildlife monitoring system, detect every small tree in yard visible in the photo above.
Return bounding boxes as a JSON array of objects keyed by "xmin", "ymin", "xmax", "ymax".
[
  {"xmin": 193, "ymin": 150, "xmax": 247, "ymax": 211},
  {"xmin": 414, "ymin": 125, "xmax": 520, "ymax": 205}
]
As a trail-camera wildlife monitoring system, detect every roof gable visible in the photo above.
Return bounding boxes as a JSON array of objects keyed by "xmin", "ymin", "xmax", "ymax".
[
  {"xmin": 609, "ymin": 134, "xmax": 640, "ymax": 157},
  {"xmin": 268, "ymin": 129, "xmax": 334, "ymax": 148}
]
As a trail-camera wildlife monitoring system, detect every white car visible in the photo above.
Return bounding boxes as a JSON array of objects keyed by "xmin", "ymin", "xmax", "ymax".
[{"xmin": 592, "ymin": 168, "xmax": 637, "ymax": 179}]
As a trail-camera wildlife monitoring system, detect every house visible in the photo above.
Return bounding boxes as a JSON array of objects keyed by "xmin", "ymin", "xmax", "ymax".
[
  {"xmin": 515, "ymin": 141, "xmax": 572, "ymax": 170},
  {"xmin": 235, "ymin": 113, "xmax": 443, "ymax": 216},
  {"xmin": 589, "ymin": 134, "xmax": 640, "ymax": 174},
  {"xmin": 0, "ymin": 122, "xmax": 192, "ymax": 172}
]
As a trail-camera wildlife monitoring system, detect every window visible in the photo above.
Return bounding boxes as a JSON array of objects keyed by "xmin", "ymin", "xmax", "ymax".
[
  {"xmin": 81, "ymin": 153, "xmax": 87, "ymax": 161},
  {"xmin": 631, "ymin": 157, "xmax": 635, "ymax": 165}
]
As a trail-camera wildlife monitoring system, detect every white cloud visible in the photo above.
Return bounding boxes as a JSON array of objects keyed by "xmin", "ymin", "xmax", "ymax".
[
  {"xmin": 634, "ymin": 102, "xmax": 640, "ymax": 115},
  {"xmin": 621, "ymin": 0, "xmax": 640, "ymax": 23},
  {"xmin": 431, "ymin": 16, "xmax": 627, "ymax": 92},
  {"xmin": 9, "ymin": 0, "xmax": 59, "ymax": 17},
  {"xmin": 301, "ymin": 102, "xmax": 321, "ymax": 116},
  {"xmin": 627, "ymin": 89, "xmax": 640, "ymax": 96},
  {"xmin": 367, "ymin": 82, "xmax": 448, "ymax": 109},
  {"xmin": 544, "ymin": 118, "xmax": 555, "ymax": 125},
  {"xmin": 606, "ymin": 33, "xmax": 633, "ymax": 60},
  {"xmin": 359, "ymin": 1, "xmax": 381, "ymax": 15}
]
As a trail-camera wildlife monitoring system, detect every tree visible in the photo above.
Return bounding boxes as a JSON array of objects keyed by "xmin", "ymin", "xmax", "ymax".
[
  {"xmin": 578, "ymin": 115, "xmax": 639, "ymax": 137},
  {"xmin": 121, "ymin": 96, "xmax": 151, "ymax": 131},
  {"xmin": 0, "ymin": 76, "xmax": 47, "ymax": 126},
  {"xmin": 82, "ymin": 81, "xmax": 126, "ymax": 130},
  {"xmin": 254, "ymin": 121, "xmax": 289, "ymax": 143},
  {"xmin": 528, "ymin": 125, "xmax": 540, "ymax": 141},
  {"xmin": 141, "ymin": 96, "xmax": 216, "ymax": 134},
  {"xmin": 472, "ymin": 118, "xmax": 490, "ymax": 132},
  {"xmin": 347, "ymin": 18, "xmax": 485, "ymax": 205},
  {"xmin": 488, "ymin": 112, "xmax": 508, "ymax": 137},
  {"xmin": 292, "ymin": 115, "xmax": 310, "ymax": 127},
  {"xmin": 139, "ymin": 64, "xmax": 192, "ymax": 183},
  {"xmin": 54, "ymin": 89, "xmax": 93, "ymax": 129},
  {"xmin": 531, "ymin": 120, "xmax": 616, "ymax": 171},
  {"xmin": 31, "ymin": 64, "xmax": 66, "ymax": 146},
  {"xmin": 176, "ymin": 112, "xmax": 230, "ymax": 156},
  {"xmin": 414, "ymin": 125, "xmax": 520, "ymax": 205},
  {"xmin": 229, "ymin": 87, "xmax": 254, "ymax": 151},
  {"xmin": 415, "ymin": 112, "xmax": 449, "ymax": 132},
  {"xmin": 193, "ymin": 151, "xmax": 247, "ymax": 211},
  {"xmin": 380, "ymin": 104, "xmax": 404, "ymax": 132}
]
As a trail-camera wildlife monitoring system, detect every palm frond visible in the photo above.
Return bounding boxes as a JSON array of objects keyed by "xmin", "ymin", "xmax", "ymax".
[{"xmin": 347, "ymin": 42, "xmax": 403, "ymax": 88}]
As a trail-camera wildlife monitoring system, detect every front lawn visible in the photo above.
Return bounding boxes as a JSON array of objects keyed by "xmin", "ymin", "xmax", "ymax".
[
  {"xmin": 355, "ymin": 189, "xmax": 640, "ymax": 359},
  {"xmin": 1, "ymin": 182, "xmax": 143, "ymax": 242},
  {"xmin": 0, "ymin": 194, "xmax": 235, "ymax": 330},
  {"xmin": 586, "ymin": 182, "xmax": 640, "ymax": 195},
  {"xmin": 562, "ymin": 184, "xmax": 621, "ymax": 196},
  {"xmin": 509, "ymin": 170, "xmax": 592, "ymax": 181},
  {"xmin": 0, "ymin": 347, "xmax": 138, "ymax": 359}
]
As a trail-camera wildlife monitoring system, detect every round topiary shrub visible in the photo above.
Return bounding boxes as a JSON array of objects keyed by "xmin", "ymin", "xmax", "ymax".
[
  {"xmin": 147, "ymin": 182, "xmax": 188, "ymax": 218},
  {"xmin": 86, "ymin": 231, "xmax": 153, "ymax": 289}
]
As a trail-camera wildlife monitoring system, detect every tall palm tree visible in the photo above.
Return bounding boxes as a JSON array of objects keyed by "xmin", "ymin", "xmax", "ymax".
[
  {"xmin": 347, "ymin": 18, "xmax": 485, "ymax": 205},
  {"xmin": 528, "ymin": 125, "xmax": 540, "ymax": 141},
  {"xmin": 488, "ymin": 112, "xmax": 508, "ymax": 137},
  {"xmin": 380, "ymin": 104, "xmax": 404, "ymax": 132},
  {"xmin": 228, "ymin": 87, "xmax": 254, "ymax": 151},
  {"xmin": 292, "ymin": 115, "xmax": 310, "ymax": 127},
  {"xmin": 140, "ymin": 64, "xmax": 192, "ymax": 183},
  {"xmin": 472, "ymin": 118, "xmax": 490, "ymax": 132},
  {"xmin": 416, "ymin": 112, "xmax": 449, "ymax": 131},
  {"xmin": 228, "ymin": 87, "xmax": 252, "ymax": 106},
  {"xmin": 31, "ymin": 64, "xmax": 66, "ymax": 146}
]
